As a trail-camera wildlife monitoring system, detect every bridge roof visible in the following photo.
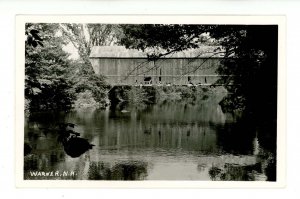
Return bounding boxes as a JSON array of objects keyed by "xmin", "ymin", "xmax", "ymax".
[{"xmin": 89, "ymin": 46, "xmax": 225, "ymax": 58}]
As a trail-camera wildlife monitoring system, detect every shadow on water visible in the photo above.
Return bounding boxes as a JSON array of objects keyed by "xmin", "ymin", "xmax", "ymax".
[
  {"xmin": 212, "ymin": 119, "xmax": 257, "ymax": 155},
  {"xmin": 208, "ymin": 112, "xmax": 277, "ymax": 181}
]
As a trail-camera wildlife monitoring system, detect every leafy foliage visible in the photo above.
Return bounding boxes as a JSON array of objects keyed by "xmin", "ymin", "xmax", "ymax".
[
  {"xmin": 121, "ymin": 24, "xmax": 215, "ymax": 60},
  {"xmin": 25, "ymin": 23, "xmax": 121, "ymax": 111},
  {"xmin": 212, "ymin": 25, "xmax": 278, "ymax": 117},
  {"xmin": 67, "ymin": 61, "xmax": 110, "ymax": 108},
  {"xmin": 124, "ymin": 87, "xmax": 149, "ymax": 106},
  {"xmin": 60, "ymin": 23, "xmax": 122, "ymax": 70},
  {"xmin": 74, "ymin": 90, "xmax": 100, "ymax": 109},
  {"xmin": 25, "ymin": 28, "xmax": 43, "ymax": 48},
  {"xmin": 120, "ymin": 25, "xmax": 278, "ymax": 118},
  {"xmin": 25, "ymin": 23, "xmax": 74, "ymax": 111},
  {"xmin": 59, "ymin": 23, "xmax": 123, "ymax": 108}
]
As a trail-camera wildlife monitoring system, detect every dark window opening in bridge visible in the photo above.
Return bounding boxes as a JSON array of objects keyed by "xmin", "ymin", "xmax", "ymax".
[
  {"xmin": 144, "ymin": 76, "xmax": 152, "ymax": 85},
  {"xmin": 159, "ymin": 68, "xmax": 162, "ymax": 83}
]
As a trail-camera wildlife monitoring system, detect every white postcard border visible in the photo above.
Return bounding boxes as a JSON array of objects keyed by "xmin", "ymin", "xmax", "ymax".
[{"xmin": 15, "ymin": 15, "xmax": 286, "ymax": 188}]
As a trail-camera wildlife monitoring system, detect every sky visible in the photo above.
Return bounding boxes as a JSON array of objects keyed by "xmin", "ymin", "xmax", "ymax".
[{"xmin": 63, "ymin": 42, "xmax": 79, "ymax": 60}]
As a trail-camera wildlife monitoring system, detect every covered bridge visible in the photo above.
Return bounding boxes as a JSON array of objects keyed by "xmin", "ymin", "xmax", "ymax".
[{"xmin": 89, "ymin": 46, "xmax": 225, "ymax": 86}]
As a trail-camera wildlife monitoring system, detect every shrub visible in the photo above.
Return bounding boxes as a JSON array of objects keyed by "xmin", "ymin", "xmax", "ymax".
[
  {"xmin": 74, "ymin": 90, "xmax": 100, "ymax": 109},
  {"xmin": 124, "ymin": 87, "xmax": 148, "ymax": 105}
]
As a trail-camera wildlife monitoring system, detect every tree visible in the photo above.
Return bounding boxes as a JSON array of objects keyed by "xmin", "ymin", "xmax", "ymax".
[
  {"xmin": 59, "ymin": 23, "xmax": 122, "ymax": 73},
  {"xmin": 121, "ymin": 24, "xmax": 215, "ymax": 60},
  {"xmin": 59, "ymin": 24, "xmax": 122, "ymax": 107},
  {"xmin": 120, "ymin": 24, "xmax": 278, "ymax": 119},
  {"xmin": 25, "ymin": 23, "xmax": 74, "ymax": 111},
  {"xmin": 211, "ymin": 25, "xmax": 278, "ymax": 118}
]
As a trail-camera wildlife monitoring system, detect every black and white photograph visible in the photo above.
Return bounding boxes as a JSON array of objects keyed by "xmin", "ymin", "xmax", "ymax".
[{"xmin": 15, "ymin": 15, "xmax": 285, "ymax": 187}]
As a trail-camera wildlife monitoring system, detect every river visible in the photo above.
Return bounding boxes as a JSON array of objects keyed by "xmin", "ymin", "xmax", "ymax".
[{"xmin": 24, "ymin": 88, "xmax": 275, "ymax": 181}]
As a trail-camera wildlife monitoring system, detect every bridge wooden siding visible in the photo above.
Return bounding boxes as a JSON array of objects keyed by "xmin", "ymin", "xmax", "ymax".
[{"xmin": 89, "ymin": 46, "xmax": 225, "ymax": 86}]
